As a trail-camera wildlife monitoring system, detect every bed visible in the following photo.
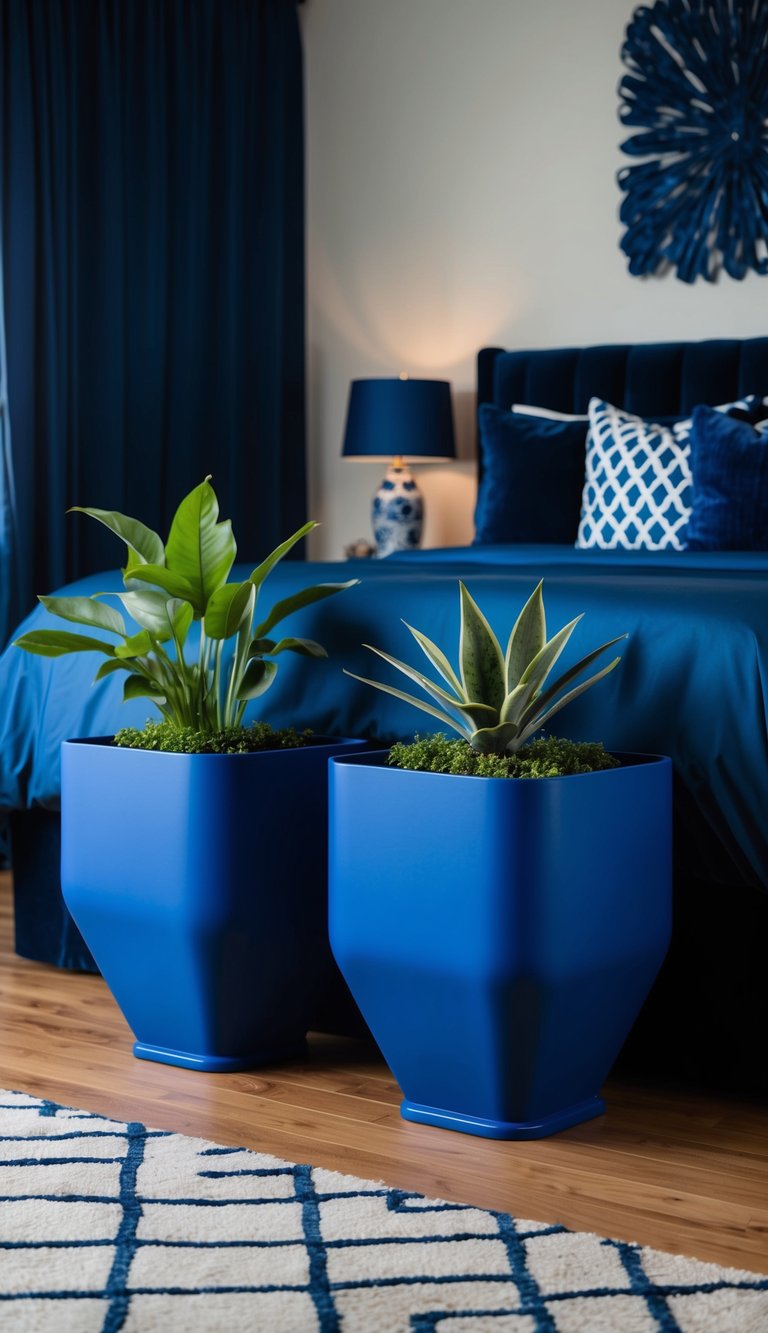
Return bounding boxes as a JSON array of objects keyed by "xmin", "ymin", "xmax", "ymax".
[{"xmin": 3, "ymin": 337, "xmax": 768, "ymax": 1091}]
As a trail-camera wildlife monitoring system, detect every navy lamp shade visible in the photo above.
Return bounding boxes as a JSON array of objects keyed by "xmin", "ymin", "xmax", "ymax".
[{"xmin": 342, "ymin": 378, "xmax": 456, "ymax": 557}]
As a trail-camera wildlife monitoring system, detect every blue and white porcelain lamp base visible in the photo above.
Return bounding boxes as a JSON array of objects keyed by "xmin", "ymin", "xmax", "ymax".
[{"xmin": 372, "ymin": 456, "xmax": 424, "ymax": 557}]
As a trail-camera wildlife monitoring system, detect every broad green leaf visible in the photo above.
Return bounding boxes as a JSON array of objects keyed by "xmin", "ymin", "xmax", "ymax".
[
  {"xmin": 248, "ymin": 638, "xmax": 276, "ymax": 655},
  {"xmin": 69, "ymin": 507, "xmax": 165, "ymax": 567},
  {"xmin": 94, "ymin": 658, "xmax": 131, "ymax": 681},
  {"xmin": 248, "ymin": 522, "xmax": 318, "ymax": 593},
  {"xmin": 14, "ymin": 630, "xmax": 116, "ymax": 658},
  {"xmin": 38, "ymin": 595, "xmax": 125, "ymax": 638},
  {"xmin": 165, "ymin": 478, "xmax": 237, "ymax": 614},
  {"xmin": 469, "ymin": 722, "xmax": 521, "ymax": 753},
  {"xmin": 204, "ymin": 581, "xmax": 255, "ymax": 640},
  {"xmin": 505, "ymin": 581, "xmax": 546, "ymax": 691},
  {"xmin": 268, "ymin": 637, "xmax": 327, "ymax": 658},
  {"xmin": 517, "ymin": 635, "xmax": 628, "ymax": 735},
  {"xmin": 342, "ymin": 669, "xmax": 470, "ymax": 740},
  {"xmin": 123, "ymin": 674, "xmax": 167, "ymax": 704},
  {"xmin": 104, "ymin": 590, "xmax": 182, "ymax": 640},
  {"xmin": 517, "ymin": 657, "xmax": 623, "ymax": 746},
  {"xmin": 362, "ymin": 643, "xmax": 495, "ymax": 728},
  {"xmin": 122, "ymin": 544, "xmax": 164, "ymax": 589},
  {"xmin": 236, "ymin": 658, "xmax": 278, "ymax": 700},
  {"xmin": 403, "ymin": 622, "xmax": 465, "ymax": 698},
  {"xmin": 114, "ymin": 630, "xmax": 153, "ymax": 659},
  {"xmin": 254, "ymin": 580, "xmax": 359, "ymax": 639},
  {"xmin": 520, "ymin": 616, "xmax": 582, "ymax": 696},
  {"xmin": 122, "ymin": 563, "xmax": 197, "ymax": 605},
  {"xmin": 458, "ymin": 582, "xmax": 505, "ymax": 713}
]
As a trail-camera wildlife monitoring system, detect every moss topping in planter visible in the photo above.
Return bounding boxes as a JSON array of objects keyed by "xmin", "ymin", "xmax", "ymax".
[
  {"xmin": 388, "ymin": 735, "xmax": 620, "ymax": 779},
  {"xmin": 114, "ymin": 720, "xmax": 313, "ymax": 755}
]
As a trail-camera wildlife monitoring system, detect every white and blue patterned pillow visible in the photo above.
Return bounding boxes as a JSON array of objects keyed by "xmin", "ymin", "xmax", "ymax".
[{"xmin": 576, "ymin": 397, "xmax": 766, "ymax": 551}]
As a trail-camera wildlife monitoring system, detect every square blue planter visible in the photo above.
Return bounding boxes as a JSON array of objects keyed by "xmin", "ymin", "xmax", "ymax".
[
  {"xmin": 329, "ymin": 750, "xmax": 673, "ymax": 1139},
  {"xmin": 61, "ymin": 735, "xmax": 366, "ymax": 1071}
]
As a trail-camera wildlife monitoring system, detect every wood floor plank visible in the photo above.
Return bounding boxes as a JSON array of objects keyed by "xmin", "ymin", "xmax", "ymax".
[{"xmin": 0, "ymin": 873, "xmax": 766, "ymax": 1274}]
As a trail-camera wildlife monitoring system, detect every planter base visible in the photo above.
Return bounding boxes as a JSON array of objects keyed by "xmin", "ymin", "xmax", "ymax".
[
  {"xmin": 400, "ymin": 1094, "xmax": 606, "ymax": 1140},
  {"xmin": 133, "ymin": 1038, "xmax": 308, "ymax": 1073}
]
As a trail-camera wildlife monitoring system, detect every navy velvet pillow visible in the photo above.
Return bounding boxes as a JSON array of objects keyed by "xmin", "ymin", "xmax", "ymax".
[
  {"xmin": 474, "ymin": 405, "xmax": 587, "ymax": 545},
  {"xmin": 686, "ymin": 406, "xmax": 768, "ymax": 551}
]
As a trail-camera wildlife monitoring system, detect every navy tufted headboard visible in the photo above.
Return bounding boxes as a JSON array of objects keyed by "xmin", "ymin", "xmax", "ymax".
[{"xmin": 477, "ymin": 337, "xmax": 768, "ymax": 422}]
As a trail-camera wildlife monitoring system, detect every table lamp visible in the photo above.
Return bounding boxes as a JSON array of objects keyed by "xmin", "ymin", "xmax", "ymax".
[{"xmin": 341, "ymin": 376, "xmax": 456, "ymax": 557}]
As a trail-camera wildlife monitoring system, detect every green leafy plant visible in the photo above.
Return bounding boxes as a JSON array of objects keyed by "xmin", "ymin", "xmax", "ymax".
[
  {"xmin": 345, "ymin": 580, "xmax": 626, "ymax": 754},
  {"xmin": 16, "ymin": 478, "xmax": 357, "ymax": 732}
]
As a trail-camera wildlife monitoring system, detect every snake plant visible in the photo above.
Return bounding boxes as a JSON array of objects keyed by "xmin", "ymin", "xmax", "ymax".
[
  {"xmin": 345, "ymin": 580, "xmax": 626, "ymax": 754},
  {"xmin": 16, "ymin": 478, "xmax": 357, "ymax": 732}
]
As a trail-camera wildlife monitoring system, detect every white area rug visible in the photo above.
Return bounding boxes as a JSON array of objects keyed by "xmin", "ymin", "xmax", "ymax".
[{"xmin": 0, "ymin": 1088, "xmax": 765, "ymax": 1331}]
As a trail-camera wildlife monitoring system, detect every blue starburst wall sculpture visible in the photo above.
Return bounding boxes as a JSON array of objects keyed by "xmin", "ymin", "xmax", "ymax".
[{"xmin": 618, "ymin": 0, "xmax": 768, "ymax": 283}]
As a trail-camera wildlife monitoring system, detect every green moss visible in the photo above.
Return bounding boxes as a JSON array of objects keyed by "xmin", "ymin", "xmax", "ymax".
[
  {"xmin": 114, "ymin": 720, "xmax": 313, "ymax": 755},
  {"xmin": 387, "ymin": 734, "xmax": 620, "ymax": 779}
]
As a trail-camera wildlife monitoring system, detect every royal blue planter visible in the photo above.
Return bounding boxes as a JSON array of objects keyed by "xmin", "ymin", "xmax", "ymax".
[
  {"xmin": 329, "ymin": 750, "xmax": 672, "ymax": 1139},
  {"xmin": 61, "ymin": 736, "xmax": 365, "ymax": 1071}
]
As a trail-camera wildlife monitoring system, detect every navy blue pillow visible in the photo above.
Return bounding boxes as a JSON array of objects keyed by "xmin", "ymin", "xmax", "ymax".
[
  {"xmin": 474, "ymin": 405, "xmax": 587, "ymax": 545},
  {"xmin": 686, "ymin": 406, "xmax": 768, "ymax": 551}
]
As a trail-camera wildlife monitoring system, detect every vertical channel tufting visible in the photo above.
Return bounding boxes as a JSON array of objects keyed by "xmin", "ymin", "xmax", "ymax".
[
  {"xmin": 524, "ymin": 349, "xmax": 581, "ymax": 413},
  {"xmin": 479, "ymin": 338, "xmax": 768, "ymax": 433},
  {"xmin": 478, "ymin": 340, "xmax": 768, "ymax": 481},
  {"xmin": 624, "ymin": 344, "xmax": 685, "ymax": 417},
  {"xmin": 679, "ymin": 342, "xmax": 741, "ymax": 415},
  {"xmin": 573, "ymin": 346, "xmax": 630, "ymax": 414},
  {"xmin": 739, "ymin": 339, "xmax": 768, "ymax": 399}
]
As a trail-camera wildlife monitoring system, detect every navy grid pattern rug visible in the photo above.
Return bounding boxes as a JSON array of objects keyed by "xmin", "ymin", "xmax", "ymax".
[{"xmin": 0, "ymin": 1089, "xmax": 765, "ymax": 1331}]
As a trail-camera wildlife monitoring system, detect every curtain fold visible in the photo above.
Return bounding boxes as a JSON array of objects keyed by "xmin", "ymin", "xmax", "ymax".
[
  {"xmin": 0, "ymin": 0, "xmax": 306, "ymax": 642},
  {"xmin": 0, "ymin": 230, "xmax": 17, "ymax": 644}
]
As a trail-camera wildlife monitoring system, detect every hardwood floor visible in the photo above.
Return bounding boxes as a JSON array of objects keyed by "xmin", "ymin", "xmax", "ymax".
[{"xmin": 0, "ymin": 872, "xmax": 766, "ymax": 1275}]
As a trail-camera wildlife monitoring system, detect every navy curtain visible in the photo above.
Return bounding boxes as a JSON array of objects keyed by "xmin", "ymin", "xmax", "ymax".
[
  {"xmin": 0, "ymin": 236, "xmax": 15, "ymax": 643},
  {"xmin": 0, "ymin": 0, "xmax": 306, "ymax": 641}
]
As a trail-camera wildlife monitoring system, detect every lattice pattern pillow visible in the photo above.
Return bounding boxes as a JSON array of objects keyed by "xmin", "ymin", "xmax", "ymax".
[{"xmin": 576, "ymin": 397, "xmax": 762, "ymax": 551}]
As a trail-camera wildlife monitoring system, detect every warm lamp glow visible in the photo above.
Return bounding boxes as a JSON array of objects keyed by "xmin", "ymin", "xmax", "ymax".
[{"xmin": 311, "ymin": 238, "xmax": 531, "ymax": 373}]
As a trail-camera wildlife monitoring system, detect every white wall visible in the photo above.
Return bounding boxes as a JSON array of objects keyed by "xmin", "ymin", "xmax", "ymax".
[{"xmin": 301, "ymin": 0, "xmax": 767, "ymax": 560}]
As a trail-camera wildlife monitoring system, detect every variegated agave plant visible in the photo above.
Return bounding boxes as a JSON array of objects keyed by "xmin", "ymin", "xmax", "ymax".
[{"xmin": 345, "ymin": 581, "xmax": 626, "ymax": 755}]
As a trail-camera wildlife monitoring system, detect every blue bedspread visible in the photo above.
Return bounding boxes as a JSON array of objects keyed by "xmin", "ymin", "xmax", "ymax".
[{"xmin": 2, "ymin": 547, "xmax": 768, "ymax": 891}]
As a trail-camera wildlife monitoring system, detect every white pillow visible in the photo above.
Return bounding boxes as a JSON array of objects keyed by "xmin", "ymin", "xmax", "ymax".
[
  {"xmin": 576, "ymin": 397, "xmax": 760, "ymax": 551},
  {"xmin": 511, "ymin": 403, "xmax": 589, "ymax": 422}
]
